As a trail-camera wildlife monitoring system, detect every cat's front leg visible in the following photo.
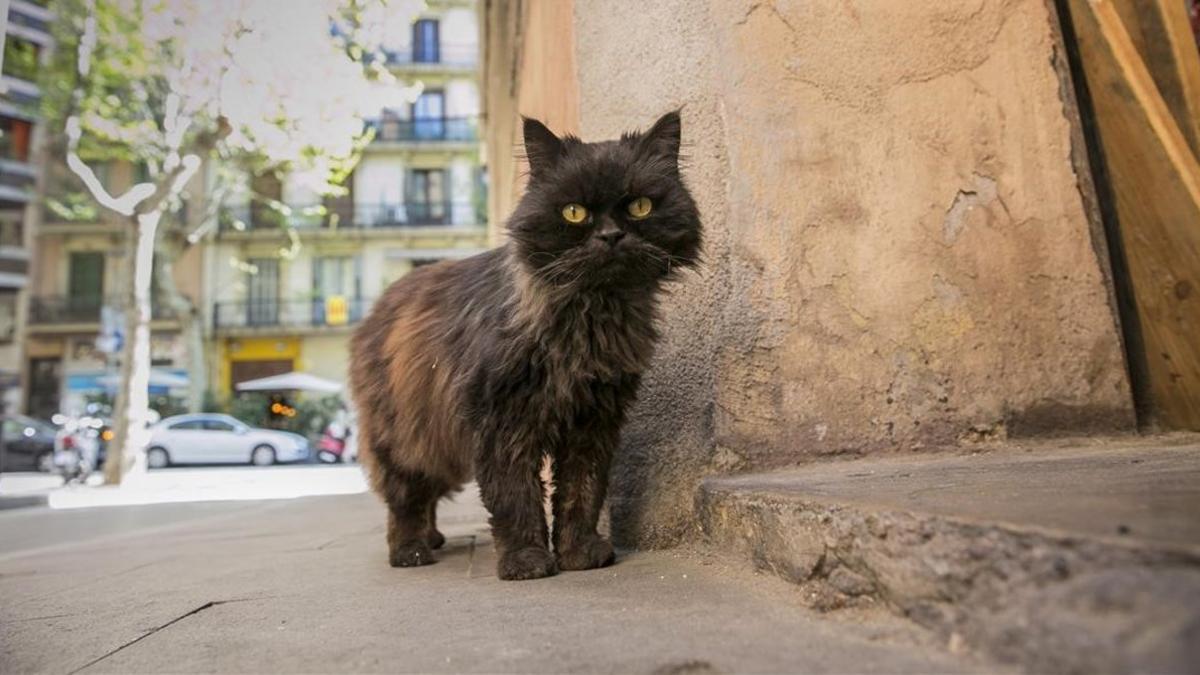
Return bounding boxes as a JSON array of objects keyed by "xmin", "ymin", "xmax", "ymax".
[
  {"xmin": 552, "ymin": 424, "xmax": 617, "ymax": 571},
  {"xmin": 477, "ymin": 441, "xmax": 556, "ymax": 580}
]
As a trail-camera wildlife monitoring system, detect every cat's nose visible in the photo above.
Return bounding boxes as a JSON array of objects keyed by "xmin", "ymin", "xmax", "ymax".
[{"xmin": 597, "ymin": 229, "xmax": 626, "ymax": 246}]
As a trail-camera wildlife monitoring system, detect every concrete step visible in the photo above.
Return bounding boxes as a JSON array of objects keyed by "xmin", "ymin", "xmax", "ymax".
[{"xmin": 697, "ymin": 437, "xmax": 1200, "ymax": 674}]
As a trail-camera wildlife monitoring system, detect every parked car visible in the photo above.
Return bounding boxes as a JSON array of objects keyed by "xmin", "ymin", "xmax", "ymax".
[
  {"xmin": 0, "ymin": 414, "xmax": 57, "ymax": 473},
  {"xmin": 145, "ymin": 414, "xmax": 310, "ymax": 468}
]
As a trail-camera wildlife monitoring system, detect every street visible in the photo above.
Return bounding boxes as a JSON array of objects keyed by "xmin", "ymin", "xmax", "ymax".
[{"xmin": 0, "ymin": 474, "xmax": 985, "ymax": 674}]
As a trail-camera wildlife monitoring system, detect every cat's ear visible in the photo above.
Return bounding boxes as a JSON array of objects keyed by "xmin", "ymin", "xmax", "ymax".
[
  {"xmin": 638, "ymin": 110, "xmax": 682, "ymax": 166},
  {"xmin": 523, "ymin": 116, "xmax": 564, "ymax": 178}
]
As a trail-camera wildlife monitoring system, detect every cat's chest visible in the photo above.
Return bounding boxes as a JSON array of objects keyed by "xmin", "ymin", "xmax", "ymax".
[{"xmin": 537, "ymin": 318, "xmax": 654, "ymax": 383}]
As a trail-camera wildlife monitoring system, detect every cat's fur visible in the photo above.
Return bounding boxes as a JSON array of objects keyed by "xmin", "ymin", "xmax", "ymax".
[{"xmin": 349, "ymin": 111, "xmax": 701, "ymax": 580}]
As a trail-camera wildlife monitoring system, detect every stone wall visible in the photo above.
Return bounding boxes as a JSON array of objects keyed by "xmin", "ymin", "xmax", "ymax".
[{"xmin": 488, "ymin": 0, "xmax": 1137, "ymax": 547}]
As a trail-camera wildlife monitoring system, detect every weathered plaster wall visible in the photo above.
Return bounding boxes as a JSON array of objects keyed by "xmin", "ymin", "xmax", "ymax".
[
  {"xmin": 561, "ymin": 0, "xmax": 1137, "ymax": 546},
  {"xmin": 486, "ymin": 0, "xmax": 1138, "ymax": 546}
]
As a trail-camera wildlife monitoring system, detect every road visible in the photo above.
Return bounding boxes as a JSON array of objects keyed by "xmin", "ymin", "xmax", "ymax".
[{"xmin": 0, "ymin": 473, "xmax": 986, "ymax": 673}]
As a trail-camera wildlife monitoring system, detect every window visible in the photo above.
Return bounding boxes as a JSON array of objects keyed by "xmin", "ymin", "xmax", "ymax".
[
  {"xmin": 412, "ymin": 19, "xmax": 440, "ymax": 63},
  {"xmin": 68, "ymin": 252, "xmax": 105, "ymax": 319},
  {"xmin": 246, "ymin": 258, "xmax": 280, "ymax": 326},
  {"xmin": 313, "ymin": 256, "xmax": 360, "ymax": 298},
  {"xmin": 2, "ymin": 37, "xmax": 41, "ymax": 81},
  {"xmin": 203, "ymin": 419, "xmax": 237, "ymax": 432},
  {"xmin": 406, "ymin": 169, "xmax": 447, "ymax": 224},
  {"xmin": 170, "ymin": 420, "xmax": 204, "ymax": 431},
  {"xmin": 411, "ymin": 91, "xmax": 445, "ymax": 139},
  {"xmin": 26, "ymin": 358, "xmax": 60, "ymax": 420},
  {"xmin": 0, "ymin": 218, "xmax": 24, "ymax": 247}
]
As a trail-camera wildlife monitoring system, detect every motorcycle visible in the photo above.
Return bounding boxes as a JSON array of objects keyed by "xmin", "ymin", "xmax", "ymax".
[
  {"xmin": 49, "ymin": 413, "xmax": 105, "ymax": 484},
  {"xmin": 316, "ymin": 420, "xmax": 349, "ymax": 464}
]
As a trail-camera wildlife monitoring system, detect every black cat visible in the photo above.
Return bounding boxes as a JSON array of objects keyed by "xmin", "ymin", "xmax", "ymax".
[{"xmin": 349, "ymin": 111, "xmax": 702, "ymax": 580}]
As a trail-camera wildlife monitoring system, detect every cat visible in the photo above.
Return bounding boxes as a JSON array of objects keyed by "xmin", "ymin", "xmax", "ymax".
[{"xmin": 349, "ymin": 111, "xmax": 702, "ymax": 580}]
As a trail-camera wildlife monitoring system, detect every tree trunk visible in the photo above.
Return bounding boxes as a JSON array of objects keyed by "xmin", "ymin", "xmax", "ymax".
[
  {"xmin": 155, "ymin": 228, "xmax": 207, "ymax": 412},
  {"xmin": 103, "ymin": 211, "xmax": 161, "ymax": 485}
]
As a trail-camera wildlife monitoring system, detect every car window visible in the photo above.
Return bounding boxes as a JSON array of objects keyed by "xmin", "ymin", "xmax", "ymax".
[
  {"xmin": 169, "ymin": 420, "xmax": 204, "ymax": 430},
  {"xmin": 204, "ymin": 420, "xmax": 236, "ymax": 432}
]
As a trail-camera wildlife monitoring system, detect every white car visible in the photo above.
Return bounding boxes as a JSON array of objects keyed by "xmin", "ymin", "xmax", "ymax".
[{"xmin": 145, "ymin": 414, "xmax": 310, "ymax": 468}]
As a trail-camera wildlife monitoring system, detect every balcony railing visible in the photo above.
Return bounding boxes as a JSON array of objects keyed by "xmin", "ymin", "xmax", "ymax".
[
  {"xmin": 213, "ymin": 298, "xmax": 371, "ymax": 332},
  {"xmin": 383, "ymin": 44, "xmax": 478, "ymax": 68},
  {"xmin": 218, "ymin": 200, "xmax": 483, "ymax": 233},
  {"xmin": 366, "ymin": 116, "xmax": 478, "ymax": 143},
  {"xmin": 0, "ymin": 159, "xmax": 37, "ymax": 194},
  {"xmin": 29, "ymin": 295, "xmax": 178, "ymax": 325}
]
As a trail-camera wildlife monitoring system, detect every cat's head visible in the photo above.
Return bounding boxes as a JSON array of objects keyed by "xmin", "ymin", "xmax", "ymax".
[{"xmin": 507, "ymin": 111, "xmax": 702, "ymax": 291}]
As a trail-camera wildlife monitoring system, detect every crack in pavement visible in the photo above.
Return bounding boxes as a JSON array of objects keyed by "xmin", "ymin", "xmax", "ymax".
[
  {"xmin": 67, "ymin": 598, "xmax": 257, "ymax": 674},
  {"xmin": 0, "ymin": 612, "xmax": 77, "ymax": 625}
]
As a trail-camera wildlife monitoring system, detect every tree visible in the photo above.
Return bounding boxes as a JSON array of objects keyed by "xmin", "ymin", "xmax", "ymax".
[{"xmin": 42, "ymin": 0, "xmax": 422, "ymax": 484}]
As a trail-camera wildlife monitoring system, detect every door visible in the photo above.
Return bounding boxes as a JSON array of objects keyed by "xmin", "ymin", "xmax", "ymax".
[
  {"xmin": 246, "ymin": 258, "xmax": 279, "ymax": 326},
  {"xmin": 0, "ymin": 415, "xmax": 43, "ymax": 468},
  {"xmin": 230, "ymin": 360, "xmax": 293, "ymax": 389},
  {"xmin": 26, "ymin": 358, "xmax": 61, "ymax": 420},
  {"xmin": 68, "ymin": 252, "xmax": 105, "ymax": 321},
  {"xmin": 411, "ymin": 90, "xmax": 445, "ymax": 140},
  {"xmin": 202, "ymin": 418, "xmax": 249, "ymax": 463},
  {"xmin": 162, "ymin": 419, "xmax": 207, "ymax": 464},
  {"xmin": 406, "ymin": 169, "xmax": 448, "ymax": 224},
  {"xmin": 312, "ymin": 256, "xmax": 361, "ymax": 324},
  {"xmin": 412, "ymin": 19, "xmax": 440, "ymax": 63},
  {"xmin": 250, "ymin": 172, "xmax": 284, "ymax": 229}
]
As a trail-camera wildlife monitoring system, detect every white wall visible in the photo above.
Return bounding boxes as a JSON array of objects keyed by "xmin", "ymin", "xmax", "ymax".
[
  {"xmin": 444, "ymin": 79, "xmax": 479, "ymax": 118},
  {"xmin": 441, "ymin": 8, "xmax": 479, "ymax": 50},
  {"xmin": 449, "ymin": 158, "xmax": 475, "ymax": 225}
]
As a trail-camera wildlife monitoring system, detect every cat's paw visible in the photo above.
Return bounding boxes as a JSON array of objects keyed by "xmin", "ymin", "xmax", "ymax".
[
  {"xmin": 427, "ymin": 529, "xmax": 446, "ymax": 550},
  {"xmin": 556, "ymin": 536, "xmax": 615, "ymax": 571},
  {"xmin": 389, "ymin": 540, "xmax": 435, "ymax": 567},
  {"xmin": 497, "ymin": 546, "xmax": 558, "ymax": 580}
]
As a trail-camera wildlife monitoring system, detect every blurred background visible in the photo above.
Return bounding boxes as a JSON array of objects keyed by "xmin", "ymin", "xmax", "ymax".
[{"xmin": 0, "ymin": 0, "xmax": 489, "ymax": 494}]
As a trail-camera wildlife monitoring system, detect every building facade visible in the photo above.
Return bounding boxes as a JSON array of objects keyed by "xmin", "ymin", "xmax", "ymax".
[
  {"xmin": 0, "ymin": 0, "xmax": 52, "ymax": 414},
  {"xmin": 25, "ymin": 155, "xmax": 204, "ymax": 419},
  {"xmin": 205, "ymin": 0, "xmax": 487, "ymax": 398}
]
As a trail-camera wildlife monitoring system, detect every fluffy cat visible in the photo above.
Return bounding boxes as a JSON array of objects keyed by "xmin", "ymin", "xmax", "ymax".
[{"xmin": 349, "ymin": 111, "xmax": 701, "ymax": 580}]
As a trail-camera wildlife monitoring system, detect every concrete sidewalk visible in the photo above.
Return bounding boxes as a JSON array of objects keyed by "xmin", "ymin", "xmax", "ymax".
[{"xmin": 0, "ymin": 488, "xmax": 986, "ymax": 673}]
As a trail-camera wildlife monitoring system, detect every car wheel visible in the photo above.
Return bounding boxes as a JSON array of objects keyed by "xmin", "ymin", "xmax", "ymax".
[
  {"xmin": 36, "ymin": 451, "xmax": 54, "ymax": 473},
  {"xmin": 251, "ymin": 445, "xmax": 276, "ymax": 467},
  {"xmin": 146, "ymin": 447, "xmax": 171, "ymax": 470}
]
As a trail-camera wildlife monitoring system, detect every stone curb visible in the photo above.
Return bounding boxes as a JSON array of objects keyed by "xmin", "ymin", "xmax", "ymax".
[
  {"xmin": 0, "ymin": 494, "xmax": 50, "ymax": 511},
  {"xmin": 697, "ymin": 477, "xmax": 1200, "ymax": 674}
]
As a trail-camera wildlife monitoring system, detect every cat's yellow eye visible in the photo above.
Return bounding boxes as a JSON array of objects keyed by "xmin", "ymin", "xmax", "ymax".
[
  {"xmin": 627, "ymin": 197, "xmax": 653, "ymax": 220},
  {"xmin": 561, "ymin": 203, "xmax": 589, "ymax": 224}
]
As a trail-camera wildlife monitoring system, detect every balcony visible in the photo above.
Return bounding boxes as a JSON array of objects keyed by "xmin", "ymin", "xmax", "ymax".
[
  {"xmin": 0, "ymin": 159, "xmax": 36, "ymax": 204},
  {"xmin": 213, "ymin": 298, "xmax": 371, "ymax": 334},
  {"xmin": 383, "ymin": 44, "xmax": 478, "ymax": 69},
  {"xmin": 28, "ymin": 295, "xmax": 178, "ymax": 327},
  {"xmin": 218, "ymin": 200, "xmax": 484, "ymax": 234},
  {"xmin": 366, "ymin": 116, "xmax": 478, "ymax": 144}
]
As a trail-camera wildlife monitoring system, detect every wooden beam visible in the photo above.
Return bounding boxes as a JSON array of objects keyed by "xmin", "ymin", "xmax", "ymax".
[
  {"xmin": 1067, "ymin": 0, "xmax": 1200, "ymax": 429},
  {"xmin": 1107, "ymin": 0, "xmax": 1200, "ymax": 160}
]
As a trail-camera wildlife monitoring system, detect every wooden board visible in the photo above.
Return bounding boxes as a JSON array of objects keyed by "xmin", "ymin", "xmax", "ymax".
[
  {"xmin": 1107, "ymin": 0, "xmax": 1200, "ymax": 159},
  {"xmin": 1066, "ymin": 0, "xmax": 1200, "ymax": 429}
]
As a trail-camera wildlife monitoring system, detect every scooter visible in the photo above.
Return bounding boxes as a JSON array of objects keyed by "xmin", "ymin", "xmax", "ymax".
[{"xmin": 316, "ymin": 421, "xmax": 348, "ymax": 464}]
